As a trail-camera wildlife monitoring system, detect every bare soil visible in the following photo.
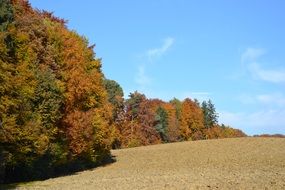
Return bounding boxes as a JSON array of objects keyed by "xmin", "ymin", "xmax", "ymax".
[{"xmin": 11, "ymin": 137, "xmax": 285, "ymax": 189}]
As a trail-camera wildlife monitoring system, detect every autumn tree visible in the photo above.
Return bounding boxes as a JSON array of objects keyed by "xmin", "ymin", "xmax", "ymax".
[
  {"xmin": 162, "ymin": 102, "xmax": 180, "ymax": 142},
  {"xmin": 57, "ymin": 23, "xmax": 113, "ymax": 163},
  {"xmin": 121, "ymin": 92, "xmax": 160, "ymax": 147},
  {"xmin": 0, "ymin": 0, "xmax": 112, "ymax": 183},
  {"xmin": 121, "ymin": 92, "xmax": 145, "ymax": 147},
  {"xmin": 180, "ymin": 98, "xmax": 204, "ymax": 140},
  {"xmin": 0, "ymin": 0, "xmax": 247, "ymax": 183},
  {"xmin": 0, "ymin": 0, "xmax": 47, "ymax": 181},
  {"xmin": 205, "ymin": 124, "xmax": 246, "ymax": 139}
]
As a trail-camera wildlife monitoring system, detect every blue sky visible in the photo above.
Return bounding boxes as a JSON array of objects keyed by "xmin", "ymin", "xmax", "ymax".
[{"xmin": 29, "ymin": 0, "xmax": 285, "ymax": 135}]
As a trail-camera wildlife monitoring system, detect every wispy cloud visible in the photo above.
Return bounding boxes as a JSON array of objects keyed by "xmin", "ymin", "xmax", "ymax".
[
  {"xmin": 230, "ymin": 48, "xmax": 266, "ymax": 80},
  {"xmin": 147, "ymin": 37, "xmax": 174, "ymax": 61},
  {"xmin": 230, "ymin": 48, "xmax": 265, "ymax": 80},
  {"xmin": 241, "ymin": 48, "xmax": 265, "ymax": 63},
  {"xmin": 256, "ymin": 93, "xmax": 285, "ymax": 106},
  {"xmin": 248, "ymin": 62, "xmax": 285, "ymax": 83},
  {"xmin": 135, "ymin": 65, "xmax": 151, "ymax": 86},
  {"xmin": 219, "ymin": 109, "xmax": 285, "ymax": 135},
  {"xmin": 238, "ymin": 92, "xmax": 285, "ymax": 107},
  {"xmin": 134, "ymin": 37, "xmax": 175, "ymax": 90},
  {"xmin": 239, "ymin": 47, "xmax": 285, "ymax": 84}
]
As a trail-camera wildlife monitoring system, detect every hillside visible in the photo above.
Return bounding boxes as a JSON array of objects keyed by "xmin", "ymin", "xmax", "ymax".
[{"xmin": 9, "ymin": 137, "xmax": 285, "ymax": 189}]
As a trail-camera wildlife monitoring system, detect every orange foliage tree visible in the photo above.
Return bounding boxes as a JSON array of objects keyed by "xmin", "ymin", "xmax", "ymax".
[
  {"xmin": 180, "ymin": 98, "xmax": 205, "ymax": 140},
  {"xmin": 0, "ymin": 0, "xmax": 112, "ymax": 183},
  {"xmin": 121, "ymin": 92, "xmax": 161, "ymax": 147},
  {"xmin": 0, "ymin": 0, "xmax": 247, "ymax": 184}
]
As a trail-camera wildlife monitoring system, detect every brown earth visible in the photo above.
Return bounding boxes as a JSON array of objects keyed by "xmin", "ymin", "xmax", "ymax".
[{"xmin": 10, "ymin": 137, "xmax": 285, "ymax": 189}]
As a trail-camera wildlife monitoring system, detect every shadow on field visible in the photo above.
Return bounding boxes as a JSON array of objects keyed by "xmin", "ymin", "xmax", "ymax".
[
  {"xmin": 0, "ymin": 183, "xmax": 18, "ymax": 190},
  {"xmin": 0, "ymin": 155, "xmax": 117, "ymax": 189}
]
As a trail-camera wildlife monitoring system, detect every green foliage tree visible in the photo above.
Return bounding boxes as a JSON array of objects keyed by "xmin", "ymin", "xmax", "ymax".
[
  {"xmin": 194, "ymin": 98, "xmax": 200, "ymax": 107},
  {"xmin": 154, "ymin": 106, "xmax": 168, "ymax": 142},
  {"xmin": 125, "ymin": 91, "xmax": 146, "ymax": 121},
  {"xmin": 104, "ymin": 79, "xmax": 124, "ymax": 106},
  {"xmin": 103, "ymin": 79, "xmax": 125, "ymax": 149},
  {"xmin": 202, "ymin": 99, "xmax": 218, "ymax": 129},
  {"xmin": 0, "ymin": 0, "xmax": 14, "ymax": 32},
  {"xmin": 170, "ymin": 98, "xmax": 182, "ymax": 120}
]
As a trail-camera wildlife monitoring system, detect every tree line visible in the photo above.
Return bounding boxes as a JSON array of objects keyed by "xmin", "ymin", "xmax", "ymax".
[
  {"xmin": 0, "ymin": 0, "xmax": 245, "ymax": 183},
  {"xmin": 105, "ymin": 87, "xmax": 245, "ymax": 148}
]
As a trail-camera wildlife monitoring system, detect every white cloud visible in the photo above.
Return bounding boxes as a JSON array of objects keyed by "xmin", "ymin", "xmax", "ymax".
[
  {"xmin": 147, "ymin": 37, "xmax": 174, "ymax": 60},
  {"xmin": 133, "ymin": 37, "xmax": 174, "ymax": 92},
  {"xmin": 239, "ymin": 47, "xmax": 285, "ymax": 83},
  {"xmin": 248, "ymin": 62, "xmax": 285, "ymax": 83},
  {"xmin": 241, "ymin": 48, "xmax": 265, "ymax": 63},
  {"xmin": 238, "ymin": 93, "xmax": 285, "ymax": 107},
  {"xmin": 135, "ymin": 65, "xmax": 151, "ymax": 86},
  {"xmin": 225, "ymin": 50, "xmax": 285, "ymax": 135},
  {"xmin": 219, "ymin": 109, "xmax": 285, "ymax": 135},
  {"xmin": 256, "ymin": 93, "xmax": 285, "ymax": 106}
]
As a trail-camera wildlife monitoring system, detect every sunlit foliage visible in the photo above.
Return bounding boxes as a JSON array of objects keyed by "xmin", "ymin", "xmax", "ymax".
[
  {"xmin": 0, "ymin": 0, "xmax": 247, "ymax": 184},
  {"xmin": 0, "ymin": 0, "xmax": 111, "ymax": 183}
]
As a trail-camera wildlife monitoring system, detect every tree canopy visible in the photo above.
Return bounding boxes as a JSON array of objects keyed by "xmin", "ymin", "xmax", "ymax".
[{"xmin": 0, "ymin": 0, "xmax": 246, "ymax": 184}]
